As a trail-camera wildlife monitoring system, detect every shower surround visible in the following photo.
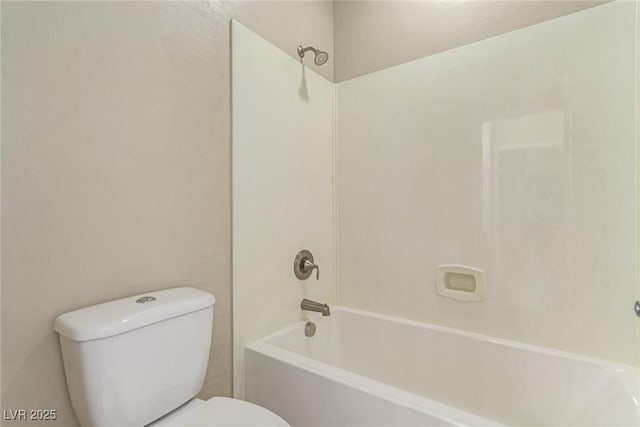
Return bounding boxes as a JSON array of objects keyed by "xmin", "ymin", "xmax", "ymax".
[
  {"xmin": 232, "ymin": 1, "xmax": 639, "ymax": 416},
  {"xmin": 336, "ymin": 1, "xmax": 638, "ymax": 365}
]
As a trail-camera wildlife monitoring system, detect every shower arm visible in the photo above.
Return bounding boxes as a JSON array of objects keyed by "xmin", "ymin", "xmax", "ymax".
[{"xmin": 297, "ymin": 45, "xmax": 317, "ymax": 59}]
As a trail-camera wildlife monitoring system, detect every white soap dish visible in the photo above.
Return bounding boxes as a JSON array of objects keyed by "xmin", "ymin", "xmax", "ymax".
[{"xmin": 435, "ymin": 265, "xmax": 485, "ymax": 302}]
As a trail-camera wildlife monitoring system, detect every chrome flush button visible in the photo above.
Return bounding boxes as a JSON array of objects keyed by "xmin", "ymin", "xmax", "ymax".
[
  {"xmin": 136, "ymin": 296, "xmax": 156, "ymax": 304},
  {"xmin": 635, "ymin": 301, "xmax": 640, "ymax": 317}
]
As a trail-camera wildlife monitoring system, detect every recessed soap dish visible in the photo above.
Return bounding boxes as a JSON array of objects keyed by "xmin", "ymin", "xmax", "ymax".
[{"xmin": 436, "ymin": 265, "xmax": 485, "ymax": 302}]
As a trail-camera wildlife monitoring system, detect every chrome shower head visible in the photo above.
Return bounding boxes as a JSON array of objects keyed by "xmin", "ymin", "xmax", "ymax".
[
  {"xmin": 314, "ymin": 50, "xmax": 329, "ymax": 66},
  {"xmin": 297, "ymin": 45, "xmax": 329, "ymax": 66}
]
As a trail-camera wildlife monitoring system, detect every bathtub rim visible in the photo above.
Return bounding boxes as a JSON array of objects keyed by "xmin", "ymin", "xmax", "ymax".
[{"xmin": 254, "ymin": 306, "xmax": 639, "ymax": 373}]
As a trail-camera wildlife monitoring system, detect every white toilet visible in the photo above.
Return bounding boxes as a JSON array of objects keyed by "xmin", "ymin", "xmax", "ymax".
[{"xmin": 53, "ymin": 287, "xmax": 289, "ymax": 427}]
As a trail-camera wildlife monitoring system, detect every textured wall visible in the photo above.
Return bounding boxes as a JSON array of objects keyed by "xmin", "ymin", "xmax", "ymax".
[
  {"xmin": 333, "ymin": 0, "xmax": 606, "ymax": 81},
  {"xmin": 0, "ymin": 1, "xmax": 333, "ymax": 426},
  {"xmin": 336, "ymin": 2, "xmax": 637, "ymax": 364}
]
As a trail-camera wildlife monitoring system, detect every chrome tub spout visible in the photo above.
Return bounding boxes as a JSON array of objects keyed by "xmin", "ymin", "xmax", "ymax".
[{"xmin": 301, "ymin": 299, "xmax": 330, "ymax": 316}]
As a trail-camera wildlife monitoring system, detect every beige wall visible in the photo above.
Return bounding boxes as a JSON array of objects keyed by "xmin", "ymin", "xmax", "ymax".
[
  {"xmin": 0, "ymin": 1, "xmax": 332, "ymax": 426},
  {"xmin": 333, "ymin": 0, "xmax": 607, "ymax": 81}
]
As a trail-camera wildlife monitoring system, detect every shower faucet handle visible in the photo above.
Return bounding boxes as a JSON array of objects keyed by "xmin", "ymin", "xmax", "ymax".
[
  {"xmin": 303, "ymin": 259, "xmax": 320, "ymax": 280},
  {"xmin": 294, "ymin": 249, "xmax": 319, "ymax": 280}
]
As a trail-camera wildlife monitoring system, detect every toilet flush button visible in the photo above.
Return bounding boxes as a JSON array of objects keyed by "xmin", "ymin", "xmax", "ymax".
[{"xmin": 136, "ymin": 296, "xmax": 156, "ymax": 304}]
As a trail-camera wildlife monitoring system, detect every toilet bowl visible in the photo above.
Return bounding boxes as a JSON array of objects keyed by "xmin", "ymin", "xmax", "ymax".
[
  {"xmin": 53, "ymin": 287, "xmax": 290, "ymax": 427},
  {"xmin": 151, "ymin": 397, "xmax": 289, "ymax": 427}
]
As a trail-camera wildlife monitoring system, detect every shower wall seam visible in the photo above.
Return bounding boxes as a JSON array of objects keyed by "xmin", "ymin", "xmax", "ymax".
[
  {"xmin": 332, "ymin": 83, "xmax": 339, "ymax": 305},
  {"xmin": 635, "ymin": 0, "xmax": 640, "ymax": 367}
]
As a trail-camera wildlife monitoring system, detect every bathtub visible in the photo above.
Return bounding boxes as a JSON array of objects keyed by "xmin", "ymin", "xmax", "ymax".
[{"xmin": 245, "ymin": 307, "xmax": 639, "ymax": 426}]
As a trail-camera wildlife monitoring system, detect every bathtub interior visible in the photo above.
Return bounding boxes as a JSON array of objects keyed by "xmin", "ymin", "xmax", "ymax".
[{"xmin": 256, "ymin": 307, "xmax": 639, "ymax": 426}]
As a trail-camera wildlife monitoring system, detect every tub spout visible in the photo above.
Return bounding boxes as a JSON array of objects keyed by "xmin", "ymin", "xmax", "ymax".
[{"xmin": 301, "ymin": 299, "xmax": 330, "ymax": 316}]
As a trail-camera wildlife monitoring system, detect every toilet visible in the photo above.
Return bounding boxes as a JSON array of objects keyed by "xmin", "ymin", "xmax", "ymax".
[{"xmin": 53, "ymin": 287, "xmax": 289, "ymax": 427}]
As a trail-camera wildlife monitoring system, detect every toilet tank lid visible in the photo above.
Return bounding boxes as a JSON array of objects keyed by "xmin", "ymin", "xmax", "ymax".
[{"xmin": 53, "ymin": 287, "xmax": 215, "ymax": 342}]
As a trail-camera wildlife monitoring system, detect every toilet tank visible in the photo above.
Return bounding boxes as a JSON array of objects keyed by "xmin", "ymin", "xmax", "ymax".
[{"xmin": 53, "ymin": 287, "xmax": 215, "ymax": 427}]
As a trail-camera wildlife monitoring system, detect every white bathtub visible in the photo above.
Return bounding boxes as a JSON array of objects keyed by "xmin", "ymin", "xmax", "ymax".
[{"xmin": 245, "ymin": 307, "xmax": 639, "ymax": 426}]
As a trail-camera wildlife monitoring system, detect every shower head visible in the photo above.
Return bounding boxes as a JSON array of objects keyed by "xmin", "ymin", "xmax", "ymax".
[
  {"xmin": 297, "ymin": 45, "xmax": 329, "ymax": 66},
  {"xmin": 314, "ymin": 50, "xmax": 329, "ymax": 66}
]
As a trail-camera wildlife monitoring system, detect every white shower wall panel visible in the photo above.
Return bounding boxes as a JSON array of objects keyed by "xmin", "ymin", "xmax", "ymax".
[
  {"xmin": 336, "ymin": 2, "xmax": 638, "ymax": 364},
  {"xmin": 232, "ymin": 21, "xmax": 334, "ymax": 398}
]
